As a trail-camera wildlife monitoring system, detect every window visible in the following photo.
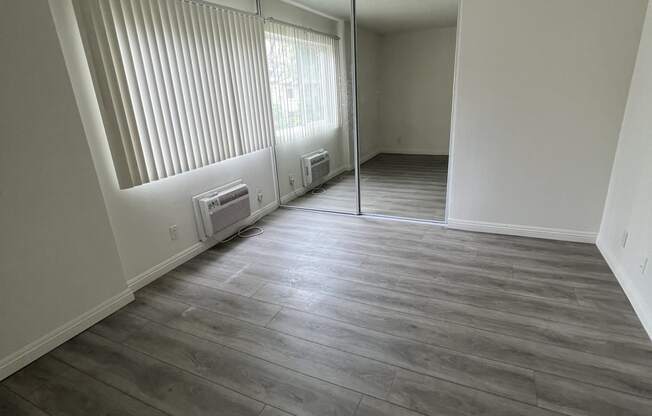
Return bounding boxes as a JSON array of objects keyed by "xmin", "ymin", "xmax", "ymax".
[
  {"xmin": 265, "ymin": 21, "xmax": 342, "ymax": 144},
  {"xmin": 74, "ymin": 0, "xmax": 274, "ymax": 188}
]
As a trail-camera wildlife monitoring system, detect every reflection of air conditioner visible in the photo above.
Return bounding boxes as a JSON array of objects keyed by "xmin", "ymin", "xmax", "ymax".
[
  {"xmin": 195, "ymin": 183, "xmax": 250, "ymax": 241},
  {"xmin": 301, "ymin": 150, "xmax": 330, "ymax": 187}
]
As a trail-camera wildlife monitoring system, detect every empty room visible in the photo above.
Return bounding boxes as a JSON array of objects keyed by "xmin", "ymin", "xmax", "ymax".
[{"xmin": 1, "ymin": 0, "xmax": 651, "ymax": 415}]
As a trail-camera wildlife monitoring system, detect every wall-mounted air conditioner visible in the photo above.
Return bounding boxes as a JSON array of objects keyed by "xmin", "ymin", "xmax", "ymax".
[
  {"xmin": 301, "ymin": 149, "xmax": 330, "ymax": 187},
  {"xmin": 193, "ymin": 181, "xmax": 250, "ymax": 241}
]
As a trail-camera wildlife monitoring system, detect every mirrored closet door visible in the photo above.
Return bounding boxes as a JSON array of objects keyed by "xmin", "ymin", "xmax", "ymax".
[
  {"xmin": 355, "ymin": 0, "xmax": 457, "ymax": 221},
  {"xmin": 261, "ymin": 0, "xmax": 357, "ymax": 214}
]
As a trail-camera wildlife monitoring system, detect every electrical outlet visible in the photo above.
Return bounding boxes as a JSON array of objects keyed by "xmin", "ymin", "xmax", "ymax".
[
  {"xmin": 289, "ymin": 175, "xmax": 295, "ymax": 186},
  {"xmin": 641, "ymin": 257, "xmax": 649, "ymax": 275},
  {"xmin": 622, "ymin": 231, "xmax": 629, "ymax": 248},
  {"xmin": 257, "ymin": 189, "xmax": 264, "ymax": 202},
  {"xmin": 169, "ymin": 225, "xmax": 178, "ymax": 241}
]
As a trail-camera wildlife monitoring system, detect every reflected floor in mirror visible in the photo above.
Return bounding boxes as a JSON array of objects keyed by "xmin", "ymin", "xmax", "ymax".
[{"xmin": 287, "ymin": 153, "xmax": 448, "ymax": 220}]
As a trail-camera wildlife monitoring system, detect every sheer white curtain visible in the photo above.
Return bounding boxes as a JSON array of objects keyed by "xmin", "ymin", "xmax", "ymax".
[
  {"xmin": 74, "ymin": 0, "xmax": 275, "ymax": 188},
  {"xmin": 264, "ymin": 21, "xmax": 342, "ymax": 144}
]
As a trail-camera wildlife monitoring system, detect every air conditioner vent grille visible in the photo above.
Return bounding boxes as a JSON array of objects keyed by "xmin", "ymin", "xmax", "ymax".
[
  {"xmin": 301, "ymin": 150, "xmax": 330, "ymax": 187},
  {"xmin": 194, "ymin": 182, "xmax": 251, "ymax": 241},
  {"xmin": 311, "ymin": 155, "xmax": 326, "ymax": 165},
  {"xmin": 218, "ymin": 184, "xmax": 248, "ymax": 205}
]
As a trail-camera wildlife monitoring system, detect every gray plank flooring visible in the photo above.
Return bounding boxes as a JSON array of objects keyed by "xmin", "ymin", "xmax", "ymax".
[
  {"xmin": 287, "ymin": 153, "xmax": 448, "ymax": 221},
  {"xmin": 2, "ymin": 208, "xmax": 651, "ymax": 416},
  {"xmin": 0, "ymin": 386, "xmax": 48, "ymax": 416}
]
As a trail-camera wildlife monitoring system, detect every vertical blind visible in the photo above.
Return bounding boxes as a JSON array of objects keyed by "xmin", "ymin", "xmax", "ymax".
[
  {"xmin": 264, "ymin": 21, "xmax": 342, "ymax": 144},
  {"xmin": 74, "ymin": 0, "xmax": 275, "ymax": 188}
]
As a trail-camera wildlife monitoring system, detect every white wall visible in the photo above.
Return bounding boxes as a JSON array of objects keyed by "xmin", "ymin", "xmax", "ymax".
[
  {"xmin": 357, "ymin": 27, "xmax": 383, "ymax": 161},
  {"xmin": 448, "ymin": 0, "xmax": 647, "ymax": 242},
  {"xmin": 598, "ymin": 2, "xmax": 652, "ymax": 339},
  {"xmin": 0, "ymin": 0, "xmax": 131, "ymax": 379},
  {"xmin": 378, "ymin": 26, "xmax": 456, "ymax": 155},
  {"xmin": 51, "ymin": 0, "xmax": 280, "ymax": 288}
]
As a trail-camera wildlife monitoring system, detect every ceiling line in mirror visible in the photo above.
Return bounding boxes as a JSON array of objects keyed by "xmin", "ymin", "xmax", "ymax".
[
  {"xmin": 265, "ymin": 17, "xmax": 341, "ymax": 40},
  {"xmin": 281, "ymin": 0, "xmax": 459, "ymax": 34},
  {"xmin": 182, "ymin": 0, "xmax": 261, "ymax": 16}
]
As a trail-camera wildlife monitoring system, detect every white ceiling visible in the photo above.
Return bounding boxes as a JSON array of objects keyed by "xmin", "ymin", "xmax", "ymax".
[{"xmin": 283, "ymin": 0, "xmax": 459, "ymax": 34}]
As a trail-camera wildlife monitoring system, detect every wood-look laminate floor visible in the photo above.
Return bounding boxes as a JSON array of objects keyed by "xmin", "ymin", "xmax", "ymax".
[
  {"xmin": 288, "ymin": 154, "xmax": 448, "ymax": 221},
  {"xmin": 3, "ymin": 209, "xmax": 652, "ymax": 416}
]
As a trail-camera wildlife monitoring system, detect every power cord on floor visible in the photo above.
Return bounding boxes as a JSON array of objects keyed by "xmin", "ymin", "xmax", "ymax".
[
  {"xmin": 219, "ymin": 225, "xmax": 264, "ymax": 244},
  {"xmin": 311, "ymin": 184, "xmax": 327, "ymax": 194}
]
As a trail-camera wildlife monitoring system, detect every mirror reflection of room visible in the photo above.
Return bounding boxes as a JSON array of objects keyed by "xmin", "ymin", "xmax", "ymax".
[
  {"xmin": 358, "ymin": 0, "xmax": 457, "ymax": 221},
  {"xmin": 261, "ymin": 0, "xmax": 356, "ymax": 213}
]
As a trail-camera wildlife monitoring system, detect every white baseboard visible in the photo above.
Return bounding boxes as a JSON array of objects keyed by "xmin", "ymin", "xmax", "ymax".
[
  {"xmin": 360, "ymin": 150, "xmax": 381, "ymax": 164},
  {"xmin": 280, "ymin": 165, "xmax": 348, "ymax": 205},
  {"xmin": 346, "ymin": 149, "xmax": 449, "ymax": 167},
  {"xmin": 280, "ymin": 190, "xmax": 302, "ymax": 205},
  {"xmin": 597, "ymin": 240, "xmax": 652, "ymax": 341},
  {"xmin": 0, "ymin": 288, "xmax": 134, "ymax": 380},
  {"xmin": 128, "ymin": 200, "xmax": 279, "ymax": 291},
  {"xmin": 447, "ymin": 218, "xmax": 597, "ymax": 243},
  {"xmin": 380, "ymin": 147, "xmax": 449, "ymax": 156},
  {"xmin": 127, "ymin": 241, "xmax": 208, "ymax": 292}
]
